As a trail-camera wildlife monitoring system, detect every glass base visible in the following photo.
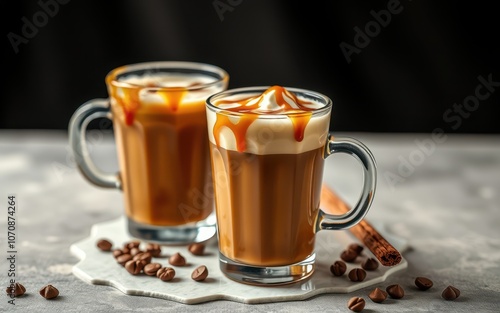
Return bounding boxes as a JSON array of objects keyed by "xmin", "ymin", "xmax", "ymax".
[
  {"xmin": 127, "ymin": 212, "xmax": 216, "ymax": 245},
  {"xmin": 219, "ymin": 252, "xmax": 315, "ymax": 286}
]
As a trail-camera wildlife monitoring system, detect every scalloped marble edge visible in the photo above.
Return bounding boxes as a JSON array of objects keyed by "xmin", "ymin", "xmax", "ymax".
[{"xmin": 70, "ymin": 216, "xmax": 408, "ymax": 304}]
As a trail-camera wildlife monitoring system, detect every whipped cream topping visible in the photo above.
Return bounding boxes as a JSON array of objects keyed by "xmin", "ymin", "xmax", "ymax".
[
  {"xmin": 246, "ymin": 87, "xmax": 284, "ymax": 112},
  {"xmin": 118, "ymin": 73, "xmax": 215, "ymax": 88},
  {"xmin": 115, "ymin": 73, "xmax": 220, "ymax": 104},
  {"xmin": 207, "ymin": 86, "xmax": 331, "ymax": 155},
  {"xmin": 110, "ymin": 73, "xmax": 226, "ymax": 125},
  {"xmin": 215, "ymin": 85, "xmax": 324, "ymax": 113}
]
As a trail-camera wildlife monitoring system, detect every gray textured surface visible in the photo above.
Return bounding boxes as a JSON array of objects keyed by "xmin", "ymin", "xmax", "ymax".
[{"xmin": 1, "ymin": 130, "xmax": 499, "ymax": 312}]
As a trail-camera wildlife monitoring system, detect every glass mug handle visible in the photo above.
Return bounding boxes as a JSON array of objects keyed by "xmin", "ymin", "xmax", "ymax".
[
  {"xmin": 68, "ymin": 99, "xmax": 122, "ymax": 189},
  {"xmin": 316, "ymin": 135, "xmax": 377, "ymax": 231}
]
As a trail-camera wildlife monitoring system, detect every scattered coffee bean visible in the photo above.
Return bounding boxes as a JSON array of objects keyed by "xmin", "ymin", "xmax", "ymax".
[
  {"xmin": 112, "ymin": 249, "xmax": 125, "ymax": 258},
  {"xmin": 129, "ymin": 247, "xmax": 143, "ymax": 257},
  {"xmin": 121, "ymin": 246, "xmax": 131, "ymax": 254},
  {"xmin": 386, "ymin": 284, "xmax": 405, "ymax": 299},
  {"xmin": 415, "ymin": 277, "xmax": 433, "ymax": 291},
  {"xmin": 330, "ymin": 260, "xmax": 347, "ymax": 276},
  {"xmin": 157, "ymin": 267, "xmax": 176, "ymax": 282},
  {"xmin": 442, "ymin": 285, "xmax": 460, "ymax": 300},
  {"xmin": 348, "ymin": 268, "xmax": 367, "ymax": 282},
  {"xmin": 169, "ymin": 252, "xmax": 186, "ymax": 266},
  {"xmin": 5, "ymin": 282, "xmax": 26, "ymax": 297},
  {"xmin": 368, "ymin": 287, "xmax": 388, "ymax": 303},
  {"xmin": 96, "ymin": 238, "xmax": 113, "ymax": 251},
  {"xmin": 116, "ymin": 253, "xmax": 133, "ymax": 266},
  {"xmin": 133, "ymin": 252, "xmax": 152, "ymax": 264},
  {"xmin": 39, "ymin": 284, "xmax": 59, "ymax": 300},
  {"xmin": 124, "ymin": 240, "xmax": 141, "ymax": 249},
  {"xmin": 143, "ymin": 263, "xmax": 162, "ymax": 276},
  {"xmin": 188, "ymin": 243, "xmax": 205, "ymax": 256},
  {"xmin": 347, "ymin": 297, "xmax": 365, "ymax": 312},
  {"xmin": 361, "ymin": 258, "xmax": 379, "ymax": 271},
  {"xmin": 191, "ymin": 265, "xmax": 209, "ymax": 281},
  {"xmin": 341, "ymin": 248, "xmax": 358, "ymax": 262},
  {"xmin": 348, "ymin": 243, "xmax": 364, "ymax": 255},
  {"xmin": 125, "ymin": 259, "xmax": 146, "ymax": 275},
  {"xmin": 91, "ymin": 235, "xmax": 467, "ymax": 307},
  {"xmin": 145, "ymin": 243, "xmax": 162, "ymax": 257}
]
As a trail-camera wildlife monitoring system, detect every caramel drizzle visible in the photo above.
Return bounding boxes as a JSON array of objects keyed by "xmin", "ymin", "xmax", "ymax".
[
  {"xmin": 213, "ymin": 86, "xmax": 315, "ymax": 152},
  {"xmin": 213, "ymin": 114, "xmax": 259, "ymax": 152},
  {"xmin": 118, "ymin": 88, "xmax": 141, "ymax": 126},
  {"xmin": 110, "ymin": 84, "xmax": 188, "ymax": 125},
  {"xmin": 157, "ymin": 89, "xmax": 187, "ymax": 113}
]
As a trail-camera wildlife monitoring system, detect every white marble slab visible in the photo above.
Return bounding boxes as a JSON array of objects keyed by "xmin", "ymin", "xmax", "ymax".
[{"xmin": 70, "ymin": 216, "xmax": 408, "ymax": 304}]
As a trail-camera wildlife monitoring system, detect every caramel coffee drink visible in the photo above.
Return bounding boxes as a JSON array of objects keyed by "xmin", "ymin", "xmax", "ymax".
[
  {"xmin": 70, "ymin": 62, "xmax": 229, "ymax": 244},
  {"xmin": 207, "ymin": 86, "xmax": 329, "ymax": 266},
  {"xmin": 206, "ymin": 86, "xmax": 377, "ymax": 285},
  {"xmin": 109, "ymin": 72, "xmax": 217, "ymax": 226}
]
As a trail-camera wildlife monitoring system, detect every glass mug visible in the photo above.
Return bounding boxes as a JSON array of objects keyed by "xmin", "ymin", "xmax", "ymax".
[
  {"xmin": 206, "ymin": 86, "xmax": 377, "ymax": 285},
  {"xmin": 69, "ymin": 61, "xmax": 229, "ymax": 244}
]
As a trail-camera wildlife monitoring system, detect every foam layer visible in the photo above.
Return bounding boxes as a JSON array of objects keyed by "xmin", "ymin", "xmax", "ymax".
[
  {"xmin": 119, "ymin": 73, "xmax": 215, "ymax": 88},
  {"xmin": 207, "ymin": 86, "xmax": 331, "ymax": 155},
  {"xmin": 116, "ymin": 73, "xmax": 220, "ymax": 104}
]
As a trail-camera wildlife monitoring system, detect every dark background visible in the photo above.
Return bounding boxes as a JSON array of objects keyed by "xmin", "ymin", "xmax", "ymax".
[{"xmin": 2, "ymin": 0, "xmax": 499, "ymax": 133}]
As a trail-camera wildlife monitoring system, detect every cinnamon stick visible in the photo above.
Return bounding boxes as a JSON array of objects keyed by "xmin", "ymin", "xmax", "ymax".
[{"xmin": 320, "ymin": 184, "xmax": 402, "ymax": 266}]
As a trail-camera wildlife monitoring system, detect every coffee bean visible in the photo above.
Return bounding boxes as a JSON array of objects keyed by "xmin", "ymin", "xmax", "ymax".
[
  {"xmin": 348, "ymin": 268, "xmax": 367, "ymax": 282},
  {"xmin": 125, "ymin": 259, "xmax": 146, "ymax": 275},
  {"xmin": 143, "ymin": 263, "xmax": 162, "ymax": 276},
  {"xmin": 415, "ymin": 276, "xmax": 433, "ymax": 290},
  {"xmin": 121, "ymin": 246, "xmax": 131, "ymax": 254},
  {"xmin": 330, "ymin": 260, "xmax": 347, "ymax": 276},
  {"xmin": 169, "ymin": 252, "xmax": 186, "ymax": 266},
  {"xmin": 133, "ymin": 252, "xmax": 152, "ymax": 264},
  {"xmin": 341, "ymin": 249, "xmax": 358, "ymax": 262},
  {"xmin": 361, "ymin": 258, "xmax": 379, "ymax": 271},
  {"xmin": 191, "ymin": 265, "xmax": 209, "ymax": 281},
  {"xmin": 188, "ymin": 243, "xmax": 205, "ymax": 256},
  {"xmin": 442, "ymin": 285, "xmax": 460, "ymax": 300},
  {"xmin": 145, "ymin": 243, "xmax": 162, "ymax": 257},
  {"xmin": 157, "ymin": 267, "xmax": 176, "ymax": 282},
  {"xmin": 96, "ymin": 238, "xmax": 113, "ymax": 251},
  {"xmin": 348, "ymin": 243, "xmax": 364, "ymax": 255},
  {"xmin": 129, "ymin": 247, "xmax": 143, "ymax": 257},
  {"xmin": 347, "ymin": 297, "xmax": 365, "ymax": 312},
  {"xmin": 112, "ymin": 249, "xmax": 125, "ymax": 258},
  {"xmin": 124, "ymin": 240, "xmax": 141, "ymax": 249},
  {"xmin": 5, "ymin": 282, "xmax": 26, "ymax": 297},
  {"xmin": 368, "ymin": 287, "xmax": 388, "ymax": 303},
  {"xmin": 116, "ymin": 253, "xmax": 132, "ymax": 266},
  {"xmin": 39, "ymin": 284, "xmax": 59, "ymax": 300},
  {"xmin": 386, "ymin": 284, "xmax": 405, "ymax": 299}
]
